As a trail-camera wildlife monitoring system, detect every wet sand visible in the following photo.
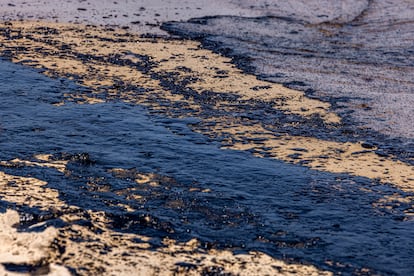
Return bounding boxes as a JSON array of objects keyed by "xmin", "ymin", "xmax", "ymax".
[
  {"xmin": 163, "ymin": 1, "xmax": 414, "ymax": 140},
  {"xmin": 0, "ymin": 1, "xmax": 413, "ymax": 275}
]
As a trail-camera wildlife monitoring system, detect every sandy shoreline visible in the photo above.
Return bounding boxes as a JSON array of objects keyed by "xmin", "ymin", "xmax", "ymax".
[
  {"xmin": 0, "ymin": 1, "xmax": 413, "ymax": 275},
  {"xmin": 0, "ymin": 20, "xmax": 412, "ymax": 275}
]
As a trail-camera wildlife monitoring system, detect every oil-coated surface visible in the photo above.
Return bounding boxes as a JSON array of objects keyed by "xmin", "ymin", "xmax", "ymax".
[
  {"xmin": 162, "ymin": 1, "xmax": 414, "ymax": 140},
  {"xmin": 0, "ymin": 1, "xmax": 413, "ymax": 275},
  {"xmin": 1, "ymin": 58, "xmax": 413, "ymax": 275}
]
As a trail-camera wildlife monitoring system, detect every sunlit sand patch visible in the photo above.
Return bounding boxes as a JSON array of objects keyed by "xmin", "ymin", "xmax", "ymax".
[
  {"xmin": 25, "ymin": 21, "xmax": 337, "ymax": 121},
  {"xmin": 0, "ymin": 20, "xmax": 413, "ymax": 194},
  {"xmin": 0, "ymin": 154, "xmax": 68, "ymax": 173},
  {"xmin": 0, "ymin": 170, "xmax": 66, "ymax": 211},
  {"xmin": 0, "ymin": 210, "xmax": 71, "ymax": 276},
  {"xmin": 0, "ymin": 161, "xmax": 331, "ymax": 275},
  {"xmin": 110, "ymin": 167, "xmax": 177, "ymax": 187},
  {"xmin": 0, "ymin": 209, "xmax": 56, "ymax": 264}
]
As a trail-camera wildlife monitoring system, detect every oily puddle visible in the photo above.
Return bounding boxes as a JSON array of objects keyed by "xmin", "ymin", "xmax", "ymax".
[
  {"xmin": 0, "ymin": 21, "xmax": 413, "ymax": 275},
  {"xmin": 0, "ymin": 58, "xmax": 414, "ymax": 275}
]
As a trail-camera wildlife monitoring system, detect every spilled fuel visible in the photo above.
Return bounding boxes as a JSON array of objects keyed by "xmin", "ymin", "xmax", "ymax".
[{"xmin": 0, "ymin": 16, "xmax": 413, "ymax": 276}]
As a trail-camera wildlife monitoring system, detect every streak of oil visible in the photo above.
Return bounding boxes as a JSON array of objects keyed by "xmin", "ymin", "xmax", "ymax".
[
  {"xmin": 0, "ymin": 54, "xmax": 414, "ymax": 275},
  {"xmin": 0, "ymin": 21, "xmax": 413, "ymax": 192}
]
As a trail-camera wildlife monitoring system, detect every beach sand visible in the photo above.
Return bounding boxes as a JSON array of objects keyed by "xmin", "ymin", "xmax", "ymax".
[{"xmin": 0, "ymin": 1, "xmax": 413, "ymax": 275}]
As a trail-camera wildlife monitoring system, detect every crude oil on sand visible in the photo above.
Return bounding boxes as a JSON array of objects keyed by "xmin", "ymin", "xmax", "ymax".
[{"xmin": 0, "ymin": 20, "xmax": 413, "ymax": 275}]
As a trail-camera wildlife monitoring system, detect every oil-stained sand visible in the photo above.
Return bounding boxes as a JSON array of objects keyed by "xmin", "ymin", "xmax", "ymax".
[
  {"xmin": 162, "ymin": 1, "xmax": 414, "ymax": 140},
  {"xmin": 0, "ymin": 21, "xmax": 412, "ymax": 189},
  {"xmin": 0, "ymin": 162, "xmax": 328, "ymax": 275},
  {"xmin": 0, "ymin": 21, "xmax": 413, "ymax": 275}
]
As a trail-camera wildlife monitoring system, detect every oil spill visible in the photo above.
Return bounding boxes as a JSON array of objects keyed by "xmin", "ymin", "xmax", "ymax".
[
  {"xmin": 0, "ymin": 2, "xmax": 412, "ymax": 274},
  {"xmin": 1, "ymin": 54, "xmax": 414, "ymax": 275},
  {"xmin": 0, "ymin": 21, "xmax": 413, "ymax": 192},
  {"xmin": 161, "ymin": 3, "xmax": 414, "ymax": 142}
]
